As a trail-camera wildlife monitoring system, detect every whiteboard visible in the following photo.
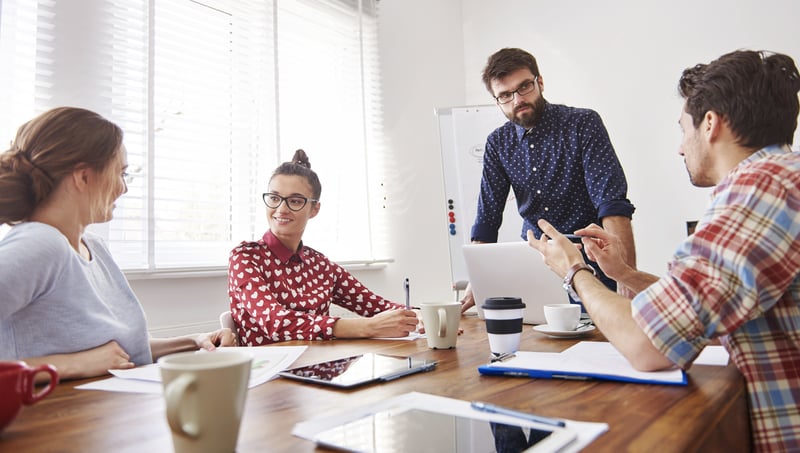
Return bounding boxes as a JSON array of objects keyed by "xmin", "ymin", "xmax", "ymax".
[{"xmin": 436, "ymin": 105, "xmax": 523, "ymax": 284}]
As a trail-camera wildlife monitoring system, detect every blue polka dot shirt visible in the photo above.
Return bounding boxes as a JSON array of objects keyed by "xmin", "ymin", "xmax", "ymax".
[{"xmin": 471, "ymin": 102, "xmax": 635, "ymax": 242}]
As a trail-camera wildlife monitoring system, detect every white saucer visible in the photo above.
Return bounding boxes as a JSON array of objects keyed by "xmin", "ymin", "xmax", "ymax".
[{"xmin": 533, "ymin": 324, "xmax": 596, "ymax": 338}]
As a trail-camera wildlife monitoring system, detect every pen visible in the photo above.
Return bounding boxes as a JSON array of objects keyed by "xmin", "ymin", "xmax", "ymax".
[
  {"xmin": 547, "ymin": 234, "xmax": 583, "ymax": 244},
  {"xmin": 490, "ymin": 352, "xmax": 516, "ymax": 363},
  {"xmin": 470, "ymin": 401, "xmax": 566, "ymax": 427},
  {"xmin": 403, "ymin": 278, "xmax": 410, "ymax": 309}
]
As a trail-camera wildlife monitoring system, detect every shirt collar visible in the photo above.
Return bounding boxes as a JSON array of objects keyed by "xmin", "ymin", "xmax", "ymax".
[
  {"xmin": 513, "ymin": 101, "xmax": 552, "ymax": 141},
  {"xmin": 738, "ymin": 144, "xmax": 791, "ymax": 167},
  {"xmin": 263, "ymin": 230, "xmax": 305, "ymax": 263}
]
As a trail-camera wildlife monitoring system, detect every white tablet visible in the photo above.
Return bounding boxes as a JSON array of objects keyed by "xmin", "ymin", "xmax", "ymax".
[
  {"xmin": 278, "ymin": 353, "xmax": 437, "ymax": 388},
  {"xmin": 313, "ymin": 407, "xmax": 577, "ymax": 452}
]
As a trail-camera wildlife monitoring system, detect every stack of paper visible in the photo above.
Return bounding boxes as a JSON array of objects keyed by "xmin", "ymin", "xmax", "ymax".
[{"xmin": 76, "ymin": 345, "xmax": 307, "ymax": 394}]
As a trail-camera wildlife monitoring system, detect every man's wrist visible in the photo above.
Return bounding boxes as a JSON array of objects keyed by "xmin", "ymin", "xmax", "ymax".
[{"xmin": 563, "ymin": 263, "xmax": 597, "ymax": 302}]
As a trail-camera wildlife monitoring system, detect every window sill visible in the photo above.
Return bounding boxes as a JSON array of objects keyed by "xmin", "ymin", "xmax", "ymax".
[{"xmin": 124, "ymin": 258, "xmax": 394, "ymax": 280}]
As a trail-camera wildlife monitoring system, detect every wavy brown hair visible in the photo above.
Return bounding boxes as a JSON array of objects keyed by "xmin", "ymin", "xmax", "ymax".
[
  {"xmin": 679, "ymin": 50, "xmax": 800, "ymax": 148},
  {"xmin": 0, "ymin": 107, "xmax": 123, "ymax": 224}
]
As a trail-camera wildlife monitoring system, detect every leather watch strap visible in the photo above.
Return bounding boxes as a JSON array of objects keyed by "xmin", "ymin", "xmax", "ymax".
[{"xmin": 563, "ymin": 263, "xmax": 597, "ymax": 302}]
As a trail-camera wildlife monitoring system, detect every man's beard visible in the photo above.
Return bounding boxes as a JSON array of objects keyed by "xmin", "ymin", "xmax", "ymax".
[{"xmin": 507, "ymin": 96, "xmax": 545, "ymax": 129}]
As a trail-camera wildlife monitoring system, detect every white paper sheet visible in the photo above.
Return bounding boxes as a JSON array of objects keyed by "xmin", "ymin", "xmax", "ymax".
[
  {"xmin": 560, "ymin": 341, "xmax": 686, "ymax": 383},
  {"xmin": 483, "ymin": 341, "xmax": 686, "ymax": 385},
  {"xmin": 76, "ymin": 345, "xmax": 306, "ymax": 394},
  {"xmin": 292, "ymin": 391, "xmax": 608, "ymax": 453},
  {"xmin": 693, "ymin": 345, "xmax": 730, "ymax": 366},
  {"xmin": 373, "ymin": 331, "xmax": 425, "ymax": 341}
]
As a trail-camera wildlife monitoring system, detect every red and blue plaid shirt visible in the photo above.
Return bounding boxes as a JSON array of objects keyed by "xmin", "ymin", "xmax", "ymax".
[{"xmin": 632, "ymin": 146, "xmax": 800, "ymax": 452}]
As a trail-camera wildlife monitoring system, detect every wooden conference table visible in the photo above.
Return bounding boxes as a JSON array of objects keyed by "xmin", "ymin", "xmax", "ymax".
[{"xmin": 2, "ymin": 315, "xmax": 749, "ymax": 452}]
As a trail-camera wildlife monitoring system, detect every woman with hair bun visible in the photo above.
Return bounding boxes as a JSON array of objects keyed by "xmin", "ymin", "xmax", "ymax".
[
  {"xmin": 0, "ymin": 107, "xmax": 237, "ymax": 381},
  {"xmin": 228, "ymin": 149, "xmax": 419, "ymax": 345}
]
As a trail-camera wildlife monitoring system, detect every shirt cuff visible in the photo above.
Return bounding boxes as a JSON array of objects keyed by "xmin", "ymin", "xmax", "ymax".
[
  {"xmin": 470, "ymin": 223, "xmax": 499, "ymax": 243},
  {"xmin": 597, "ymin": 199, "xmax": 636, "ymax": 219}
]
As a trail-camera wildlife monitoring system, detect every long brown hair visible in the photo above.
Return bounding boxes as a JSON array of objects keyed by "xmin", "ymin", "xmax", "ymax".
[{"xmin": 0, "ymin": 107, "xmax": 123, "ymax": 224}]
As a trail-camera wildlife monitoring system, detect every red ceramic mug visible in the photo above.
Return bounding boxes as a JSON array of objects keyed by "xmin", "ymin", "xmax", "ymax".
[{"xmin": 0, "ymin": 361, "xmax": 59, "ymax": 432}]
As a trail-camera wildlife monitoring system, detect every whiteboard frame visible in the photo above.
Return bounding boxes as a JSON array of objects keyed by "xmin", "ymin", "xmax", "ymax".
[{"xmin": 436, "ymin": 105, "xmax": 524, "ymax": 284}]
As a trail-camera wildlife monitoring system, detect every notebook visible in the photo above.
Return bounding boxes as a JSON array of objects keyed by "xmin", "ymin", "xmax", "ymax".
[{"xmin": 462, "ymin": 242, "xmax": 570, "ymax": 325}]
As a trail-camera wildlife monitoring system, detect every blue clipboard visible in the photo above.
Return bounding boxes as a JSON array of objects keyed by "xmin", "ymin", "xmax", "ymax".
[
  {"xmin": 478, "ymin": 363, "xmax": 688, "ymax": 386},
  {"xmin": 477, "ymin": 344, "xmax": 689, "ymax": 386}
]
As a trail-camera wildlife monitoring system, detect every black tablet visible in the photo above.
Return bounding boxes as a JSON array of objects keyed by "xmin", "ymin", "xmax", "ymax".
[
  {"xmin": 313, "ymin": 407, "xmax": 577, "ymax": 452},
  {"xmin": 278, "ymin": 353, "xmax": 437, "ymax": 388}
]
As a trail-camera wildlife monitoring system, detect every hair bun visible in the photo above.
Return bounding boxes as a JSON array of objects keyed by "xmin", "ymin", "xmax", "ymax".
[{"xmin": 292, "ymin": 149, "xmax": 311, "ymax": 169}]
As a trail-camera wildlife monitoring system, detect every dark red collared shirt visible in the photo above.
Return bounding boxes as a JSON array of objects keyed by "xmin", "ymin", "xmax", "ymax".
[{"xmin": 228, "ymin": 230, "xmax": 402, "ymax": 345}]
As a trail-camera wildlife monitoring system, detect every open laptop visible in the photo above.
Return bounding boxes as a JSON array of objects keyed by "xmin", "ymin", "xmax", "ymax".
[{"xmin": 462, "ymin": 242, "xmax": 570, "ymax": 325}]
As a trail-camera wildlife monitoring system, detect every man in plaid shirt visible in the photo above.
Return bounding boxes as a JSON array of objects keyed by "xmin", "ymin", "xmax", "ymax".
[{"xmin": 529, "ymin": 49, "xmax": 800, "ymax": 452}]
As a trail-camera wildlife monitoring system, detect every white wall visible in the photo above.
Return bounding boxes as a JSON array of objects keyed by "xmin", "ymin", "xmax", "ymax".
[
  {"xmin": 139, "ymin": 0, "xmax": 800, "ymax": 335},
  {"xmin": 459, "ymin": 0, "xmax": 800, "ymax": 273}
]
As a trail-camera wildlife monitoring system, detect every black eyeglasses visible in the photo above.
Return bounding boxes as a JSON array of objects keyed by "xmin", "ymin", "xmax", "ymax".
[
  {"xmin": 262, "ymin": 193, "xmax": 318, "ymax": 211},
  {"xmin": 494, "ymin": 76, "xmax": 538, "ymax": 104}
]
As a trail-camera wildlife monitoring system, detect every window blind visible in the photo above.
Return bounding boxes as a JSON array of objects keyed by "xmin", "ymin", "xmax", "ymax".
[
  {"xmin": 276, "ymin": 0, "xmax": 388, "ymax": 263},
  {"xmin": 0, "ymin": 0, "xmax": 386, "ymax": 271}
]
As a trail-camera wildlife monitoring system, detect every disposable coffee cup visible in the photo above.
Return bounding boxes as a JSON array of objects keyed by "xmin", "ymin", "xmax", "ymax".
[{"xmin": 482, "ymin": 297, "xmax": 525, "ymax": 356}]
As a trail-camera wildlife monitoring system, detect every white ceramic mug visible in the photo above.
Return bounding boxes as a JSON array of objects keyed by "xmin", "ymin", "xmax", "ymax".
[
  {"xmin": 543, "ymin": 304, "xmax": 581, "ymax": 331},
  {"xmin": 482, "ymin": 297, "xmax": 526, "ymax": 355},
  {"xmin": 159, "ymin": 350, "xmax": 252, "ymax": 453},
  {"xmin": 420, "ymin": 302, "xmax": 461, "ymax": 349}
]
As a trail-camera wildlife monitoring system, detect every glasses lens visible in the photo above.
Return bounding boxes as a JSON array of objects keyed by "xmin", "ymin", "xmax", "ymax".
[
  {"xmin": 286, "ymin": 197, "xmax": 307, "ymax": 211},
  {"xmin": 517, "ymin": 81, "xmax": 535, "ymax": 96},
  {"xmin": 496, "ymin": 78, "xmax": 537, "ymax": 105},
  {"xmin": 263, "ymin": 194, "xmax": 281, "ymax": 208}
]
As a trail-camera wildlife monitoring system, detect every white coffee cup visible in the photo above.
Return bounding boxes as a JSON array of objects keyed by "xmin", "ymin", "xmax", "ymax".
[
  {"xmin": 159, "ymin": 350, "xmax": 252, "ymax": 453},
  {"xmin": 419, "ymin": 302, "xmax": 461, "ymax": 349},
  {"xmin": 543, "ymin": 304, "xmax": 581, "ymax": 331},
  {"xmin": 482, "ymin": 297, "xmax": 526, "ymax": 356}
]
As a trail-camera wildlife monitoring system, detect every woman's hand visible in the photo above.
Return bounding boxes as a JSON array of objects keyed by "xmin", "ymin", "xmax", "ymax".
[
  {"xmin": 334, "ymin": 308, "xmax": 418, "ymax": 339},
  {"xmin": 195, "ymin": 328, "xmax": 238, "ymax": 350},
  {"xmin": 23, "ymin": 341, "xmax": 134, "ymax": 383},
  {"xmin": 366, "ymin": 309, "xmax": 419, "ymax": 338}
]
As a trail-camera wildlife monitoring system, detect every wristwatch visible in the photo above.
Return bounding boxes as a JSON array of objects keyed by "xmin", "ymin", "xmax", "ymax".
[{"xmin": 563, "ymin": 263, "xmax": 597, "ymax": 302}]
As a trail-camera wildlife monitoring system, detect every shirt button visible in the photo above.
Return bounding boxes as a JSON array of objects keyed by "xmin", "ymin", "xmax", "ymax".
[
  {"xmin": 536, "ymin": 190, "xmax": 541, "ymax": 194},
  {"xmin": 529, "ymin": 144, "xmax": 534, "ymax": 149},
  {"xmin": 544, "ymin": 207, "xmax": 549, "ymax": 211},
  {"xmin": 532, "ymin": 167, "xmax": 537, "ymax": 172}
]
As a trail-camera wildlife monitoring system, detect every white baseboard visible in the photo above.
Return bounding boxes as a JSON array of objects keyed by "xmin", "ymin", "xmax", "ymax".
[
  {"xmin": 148, "ymin": 306, "xmax": 360, "ymax": 339},
  {"xmin": 148, "ymin": 320, "xmax": 220, "ymax": 338}
]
